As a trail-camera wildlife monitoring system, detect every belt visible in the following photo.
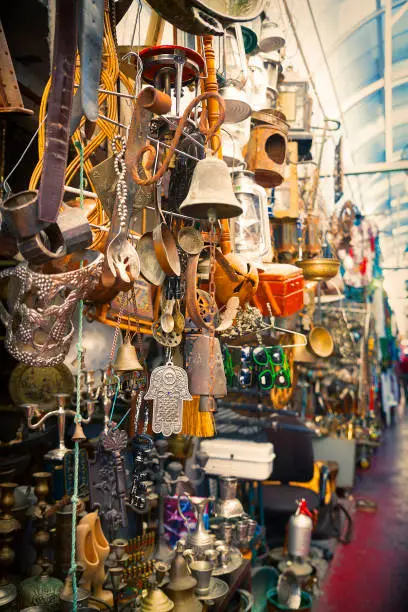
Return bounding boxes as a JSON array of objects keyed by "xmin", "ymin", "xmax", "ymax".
[{"xmin": 38, "ymin": 0, "xmax": 78, "ymax": 223}]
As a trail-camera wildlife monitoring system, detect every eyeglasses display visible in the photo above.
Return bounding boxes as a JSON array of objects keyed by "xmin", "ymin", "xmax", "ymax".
[{"xmin": 224, "ymin": 344, "xmax": 292, "ymax": 391}]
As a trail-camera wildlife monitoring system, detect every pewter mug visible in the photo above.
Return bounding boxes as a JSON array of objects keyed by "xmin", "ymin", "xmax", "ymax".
[{"xmin": 189, "ymin": 560, "xmax": 213, "ymax": 595}]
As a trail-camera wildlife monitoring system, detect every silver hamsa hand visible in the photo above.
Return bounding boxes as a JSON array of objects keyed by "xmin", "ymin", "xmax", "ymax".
[{"xmin": 145, "ymin": 359, "xmax": 192, "ymax": 437}]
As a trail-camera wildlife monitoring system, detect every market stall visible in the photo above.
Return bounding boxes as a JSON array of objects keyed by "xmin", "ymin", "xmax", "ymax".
[{"xmin": 0, "ymin": 1, "xmax": 404, "ymax": 611}]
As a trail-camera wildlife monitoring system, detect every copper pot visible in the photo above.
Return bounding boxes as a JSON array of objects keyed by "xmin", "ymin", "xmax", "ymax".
[{"xmin": 153, "ymin": 187, "xmax": 180, "ymax": 277}]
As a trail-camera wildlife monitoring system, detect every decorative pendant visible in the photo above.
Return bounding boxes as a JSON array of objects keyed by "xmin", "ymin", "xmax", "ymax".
[{"xmin": 145, "ymin": 359, "xmax": 192, "ymax": 437}]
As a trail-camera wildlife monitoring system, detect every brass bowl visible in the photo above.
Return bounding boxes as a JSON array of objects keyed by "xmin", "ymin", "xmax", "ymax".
[
  {"xmin": 308, "ymin": 326, "xmax": 334, "ymax": 359},
  {"xmin": 295, "ymin": 258, "xmax": 340, "ymax": 281}
]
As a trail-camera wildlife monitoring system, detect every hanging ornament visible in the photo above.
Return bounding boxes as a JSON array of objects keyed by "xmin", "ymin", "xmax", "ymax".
[{"xmin": 145, "ymin": 354, "xmax": 192, "ymax": 437}]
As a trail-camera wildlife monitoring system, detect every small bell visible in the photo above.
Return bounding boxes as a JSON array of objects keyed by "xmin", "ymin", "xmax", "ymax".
[
  {"xmin": 113, "ymin": 338, "xmax": 143, "ymax": 373},
  {"xmin": 179, "ymin": 156, "xmax": 243, "ymax": 220},
  {"xmin": 72, "ymin": 420, "xmax": 86, "ymax": 442}
]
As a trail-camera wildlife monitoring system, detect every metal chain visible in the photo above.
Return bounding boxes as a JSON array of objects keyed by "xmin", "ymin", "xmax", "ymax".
[
  {"xmin": 109, "ymin": 292, "xmax": 127, "ymax": 364},
  {"xmin": 208, "ymin": 222, "xmax": 217, "ymax": 412},
  {"xmin": 112, "ymin": 135, "xmax": 128, "ymax": 228},
  {"xmin": 131, "ymin": 284, "xmax": 145, "ymax": 365}
]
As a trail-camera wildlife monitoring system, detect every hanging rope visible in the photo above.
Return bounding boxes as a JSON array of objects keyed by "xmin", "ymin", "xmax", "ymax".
[{"xmin": 69, "ymin": 141, "xmax": 86, "ymax": 612}]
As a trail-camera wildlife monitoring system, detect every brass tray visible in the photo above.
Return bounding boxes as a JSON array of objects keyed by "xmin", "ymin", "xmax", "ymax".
[{"xmin": 9, "ymin": 363, "xmax": 74, "ymax": 410}]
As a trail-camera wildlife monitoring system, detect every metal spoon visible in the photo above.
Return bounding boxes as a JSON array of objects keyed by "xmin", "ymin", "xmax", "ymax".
[{"xmin": 160, "ymin": 299, "xmax": 175, "ymax": 333}]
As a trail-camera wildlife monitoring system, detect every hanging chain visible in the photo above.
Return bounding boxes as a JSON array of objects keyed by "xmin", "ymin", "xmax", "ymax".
[
  {"xmin": 112, "ymin": 135, "xmax": 128, "ymax": 228},
  {"xmin": 130, "ymin": 284, "xmax": 148, "ymax": 433},
  {"xmin": 131, "ymin": 284, "xmax": 145, "ymax": 365},
  {"xmin": 208, "ymin": 221, "xmax": 217, "ymax": 412},
  {"xmin": 109, "ymin": 292, "xmax": 127, "ymax": 365}
]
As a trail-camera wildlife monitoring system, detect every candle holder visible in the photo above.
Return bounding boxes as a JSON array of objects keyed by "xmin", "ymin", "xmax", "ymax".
[
  {"xmin": 31, "ymin": 472, "xmax": 52, "ymax": 575},
  {"xmin": 23, "ymin": 393, "xmax": 95, "ymax": 460},
  {"xmin": 0, "ymin": 482, "xmax": 20, "ymax": 607}
]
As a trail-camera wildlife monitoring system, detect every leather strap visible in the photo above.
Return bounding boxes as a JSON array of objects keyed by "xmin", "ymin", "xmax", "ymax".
[
  {"xmin": 38, "ymin": 0, "xmax": 78, "ymax": 223},
  {"xmin": 70, "ymin": 0, "xmax": 105, "ymax": 134},
  {"xmin": 79, "ymin": 0, "xmax": 104, "ymax": 121}
]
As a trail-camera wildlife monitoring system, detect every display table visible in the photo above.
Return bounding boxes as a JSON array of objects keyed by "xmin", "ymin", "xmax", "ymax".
[{"xmin": 215, "ymin": 558, "xmax": 252, "ymax": 611}]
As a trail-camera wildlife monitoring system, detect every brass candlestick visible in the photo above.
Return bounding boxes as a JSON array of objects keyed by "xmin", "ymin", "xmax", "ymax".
[
  {"xmin": 0, "ymin": 483, "xmax": 21, "ymax": 608},
  {"xmin": 31, "ymin": 472, "xmax": 52, "ymax": 575}
]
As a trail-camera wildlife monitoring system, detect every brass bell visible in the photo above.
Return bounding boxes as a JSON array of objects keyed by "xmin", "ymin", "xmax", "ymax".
[
  {"xmin": 72, "ymin": 420, "xmax": 86, "ymax": 442},
  {"xmin": 184, "ymin": 334, "xmax": 227, "ymax": 411},
  {"xmin": 112, "ymin": 338, "xmax": 143, "ymax": 373},
  {"xmin": 179, "ymin": 156, "xmax": 243, "ymax": 220}
]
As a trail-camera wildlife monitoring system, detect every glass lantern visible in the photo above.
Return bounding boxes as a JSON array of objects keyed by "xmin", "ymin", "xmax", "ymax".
[
  {"xmin": 216, "ymin": 24, "xmax": 248, "ymax": 88},
  {"xmin": 222, "ymin": 118, "xmax": 251, "ymax": 167},
  {"xmin": 230, "ymin": 169, "xmax": 272, "ymax": 264},
  {"xmin": 261, "ymin": 50, "xmax": 283, "ymax": 105},
  {"xmin": 278, "ymin": 67, "xmax": 313, "ymax": 131},
  {"xmin": 247, "ymin": 54, "xmax": 269, "ymax": 111}
]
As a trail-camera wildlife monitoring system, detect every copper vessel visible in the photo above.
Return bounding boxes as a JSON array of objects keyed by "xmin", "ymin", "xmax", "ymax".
[{"xmin": 295, "ymin": 258, "xmax": 340, "ymax": 281}]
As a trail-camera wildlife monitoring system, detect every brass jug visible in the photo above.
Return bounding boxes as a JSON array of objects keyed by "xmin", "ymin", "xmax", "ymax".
[
  {"xmin": 179, "ymin": 156, "xmax": 243, "ymax": 220},
  {"xmin": 164, "ymin": 541, "xmax": 202, "ymax": 612},
  {"xmin": 112, "ymin": 338, "xmax": 143, "ymax": 372},
  {"xmin": 184, "ymin": 333, "xmax": 227, "ymax": 411}
]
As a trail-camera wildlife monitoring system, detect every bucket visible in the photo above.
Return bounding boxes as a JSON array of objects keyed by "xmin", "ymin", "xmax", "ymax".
[{"xmin": 266, "ymin": 589, "xmax": 312, "ymax": 611}]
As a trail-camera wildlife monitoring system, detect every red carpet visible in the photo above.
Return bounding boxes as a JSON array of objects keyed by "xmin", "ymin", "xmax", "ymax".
[{"xmin": 316, "ymin": 418, "xmax": 408, "ymax": 612}]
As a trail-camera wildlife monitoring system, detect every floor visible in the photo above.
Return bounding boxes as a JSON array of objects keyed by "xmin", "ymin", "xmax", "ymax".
[{"xmin": 316, "ymin": 410, "xmax": 408, "ymax": 612}]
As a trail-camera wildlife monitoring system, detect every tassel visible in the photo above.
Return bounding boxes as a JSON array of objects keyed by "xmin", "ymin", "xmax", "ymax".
[{"xmin": 181, "ymin": 397, "xmax": 215, "ymax": 438}]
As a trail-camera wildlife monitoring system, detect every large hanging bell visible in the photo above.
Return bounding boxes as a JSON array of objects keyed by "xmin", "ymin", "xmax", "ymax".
[
  {"xmin": 184, "ymin": 333, "xmax": 227, "ymax": 411},
  {"xmin": 179, "ymin": 156, "xmax": 243, "ymax": 220},
  {"xmin": 113, "ymin": 338, "xmax": 143, "ymax": 373}
]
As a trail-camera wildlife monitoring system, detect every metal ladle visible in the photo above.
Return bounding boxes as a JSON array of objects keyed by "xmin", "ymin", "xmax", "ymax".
[
  {"xmin": 178, "ymin": 223, "xmax": 204, "ymax": 255},
  {"xmin": 152, "ymin": 184, "xmax": 181, "ymax": 276}
]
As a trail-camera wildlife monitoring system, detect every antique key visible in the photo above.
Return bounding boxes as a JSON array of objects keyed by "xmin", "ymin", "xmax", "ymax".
[
  {"xmin": 129, "ymin": 433, "xmax": 154, "ymax": 512},
  {"xmin": 101, "ymin": 424, "xmax": 129, "ymax": 527}
]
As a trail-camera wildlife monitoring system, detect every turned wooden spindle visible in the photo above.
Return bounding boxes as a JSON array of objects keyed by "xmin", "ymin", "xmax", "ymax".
[{"xmin": 200, "ymin": 35, "xmax": 232, "ymax": 255}]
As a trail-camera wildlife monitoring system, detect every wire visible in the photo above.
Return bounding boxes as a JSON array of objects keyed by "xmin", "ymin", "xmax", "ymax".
[{"xmin": 2, "ymin": 115, "xmax": 47, "ymax": 194}]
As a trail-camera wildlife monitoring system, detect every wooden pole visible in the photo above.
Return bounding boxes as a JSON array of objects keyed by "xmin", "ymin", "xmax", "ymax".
[{"xmin": 201, "ymin": 35, "xmax": 231, "ymax": 254}]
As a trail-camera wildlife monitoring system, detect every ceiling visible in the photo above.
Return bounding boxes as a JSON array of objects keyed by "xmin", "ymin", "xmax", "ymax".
[{"xmin": 283, "ymin": 0, "xmax": 408, "ymax": 334}]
